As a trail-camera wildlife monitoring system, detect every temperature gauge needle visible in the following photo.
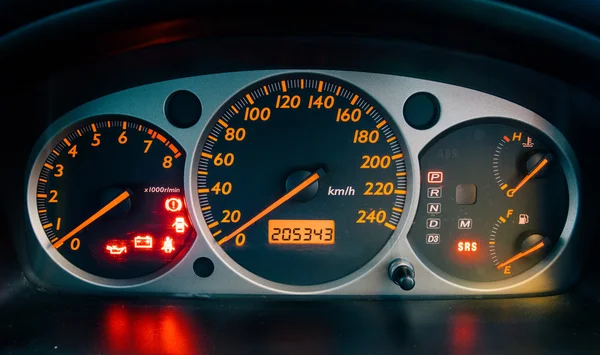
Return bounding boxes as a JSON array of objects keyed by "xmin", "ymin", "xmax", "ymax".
[
  {"xmin": 506, "ymin": 155, "xmax": 551, "ymax": 197},
  {"xmin": 217, "ymin": 169, "xmax": 325, "ymax": 245},
  {"xmin": 52, "ymin": 191, "xmax": 131, "ymax": 249},
  {"xmin": 496, "ymin": 240, "xmax": 546, "ymax": 269}
]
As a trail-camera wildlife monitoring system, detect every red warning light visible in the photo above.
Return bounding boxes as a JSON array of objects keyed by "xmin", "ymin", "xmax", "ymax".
[
  {"xmin": 165, "ymin": 197, "xmax": 183, "ymax": 212},
  {"xmin": 172, "ymin": 217, "xmax": 188, "ymax": 234},
  {"xmin": 161, "ymin": 236, "xmax": 175, "ymax": 253},
  {"xmin": 457, "ymin": 241, "xmax": 478, "ymax": 253},
  {"xmin": 106, "ymin": 244, "xmax": 127, "ymax": 255},
  {"xmin": 134, "ymin": 235, "xmax": 153, "ymax": 249}
]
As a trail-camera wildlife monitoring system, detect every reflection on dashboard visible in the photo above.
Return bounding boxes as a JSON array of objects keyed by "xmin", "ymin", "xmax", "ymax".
[{"xmin": 24, "ymin": 70, "xmax": 580, "ymax": 296}]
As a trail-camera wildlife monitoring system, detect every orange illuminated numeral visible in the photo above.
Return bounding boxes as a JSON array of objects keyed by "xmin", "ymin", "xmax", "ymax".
[
  {"xmin": 211, "ymin": 182, "xmax": 232, "ymax": 195},
  {"xmin": 70, "ymin": 238, "xmax": 80, "ymax": 251},
  {"xmin": 118, "ymin": 131, "xmax": 128, "ymax": 144},
  {"xmin": 356, "ymin": 210, "xmax": 386, "ymax": 224},
  {"xmin": 163, "ymin": 156, "xmax": 173, "ymax": 169},
  {"xmin": 244, "ymin": 107, "xmax": 271, "ymax": 121},
  {"xmin": 56, "ymin": 217, "xmax": 62, "ymax": 231},
  {"xmin": 364, "ymin": 182, "xmax": 394, "ymax": 196},
  {"xmin": 353, "ymin": 129, "xmax": 379, "ymax": 144},
  {"xmin": 68, "ymin": 145, "xmax": 78, "ymax": 158},
  {"xmin": 308, "ymin": 95, "xmax": 335, "ymax": 109},
  {"xmin": 224, "ymin": 127, "xmax": 246, "ymax": 141},
  {"xmin": 221, "ymin": 210, "xmax": 241, "ymax": 223},
  {"xmin": 214, "ymin": 153, "xmax": 234, "ymax": 167},
  {"xmin": 143, "ymin": 140, "xmax": 153, "ymax": 153},
  {"xmin": 275, "ymin": 95, "xmax": 301, "ymax": 109},
  {"xmin": 361, "ymin": 155, "xmax": 391, "ymax": 169},
  {"xmin": 49, "ymin": 190, "xmax": 59, "ymax": 203},
  {"xmin": 91, "ymin": 133, "xmax": 101, "ymax": 147},
  {"xmin": 54, "ymin": 164, "xmax": 64, "ymax": 177},
  {"xmin": 235, "ymin": 233, "xmax": 245, "ymax": 246},
  {"xmin": 336, "ymin": 108, "xmax": 361, "ymax": 122}
]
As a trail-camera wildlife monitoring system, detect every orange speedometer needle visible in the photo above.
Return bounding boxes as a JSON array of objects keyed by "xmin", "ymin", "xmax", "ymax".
[
  {"xmin": 217, "ymin": 169, "xmax": 325, "ymax": 245},
  {"xmin": 52, "ymin": 191, "xmax": 131, "ymax": 248},
  {"xmin": 506, "ymin": 157, "xmax": 550, "ymax": 198},
  {"xmin": 496, "ymin": 241, "xmax": 546, "ymax": 270}
]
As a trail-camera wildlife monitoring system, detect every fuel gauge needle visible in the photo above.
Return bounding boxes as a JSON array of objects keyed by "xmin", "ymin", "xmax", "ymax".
[
  {"xmin": 52, "ymin": 191, "xmax": 130, "ymax": 249},
  {"xmin": 496, "ymin": 240, "xmax": 546, "ymax": 270}
]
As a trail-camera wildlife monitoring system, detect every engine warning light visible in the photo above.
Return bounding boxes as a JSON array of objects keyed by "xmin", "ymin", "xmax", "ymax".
[
  {"xmin": 165, "ymin": 197, "xmax": 183, "ymax": 212},
  {"xmin": 172, "ymin": 217, "xmax": 188, "ymax": 234},
  {"xmin": 106, "ymin": 244, "xmax": 127, "ymax": 255},
  {"xmin": 161, "ymin": 236, "xmax": 175, "ymax": 253},
  {"xmin": 134, "ymin": 235, "xmax": 153, "ymax": 249},
  {"xmin": 457, "ymin": 241, "xmax": 478, "ymax": 252}
]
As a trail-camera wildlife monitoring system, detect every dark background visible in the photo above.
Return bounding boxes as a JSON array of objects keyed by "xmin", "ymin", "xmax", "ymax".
[{"xmin": 2, "ymin": 1, "xmax": 600, "ymax": 354}]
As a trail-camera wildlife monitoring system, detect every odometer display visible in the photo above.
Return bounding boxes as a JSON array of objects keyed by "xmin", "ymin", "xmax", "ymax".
[
  {"xmin": 197, "ymin": 74, "xmax": 408, "ymax": 286},
  {"xmin": 268, "ymin": 219, "xmax": 335, "ymax": 245}
]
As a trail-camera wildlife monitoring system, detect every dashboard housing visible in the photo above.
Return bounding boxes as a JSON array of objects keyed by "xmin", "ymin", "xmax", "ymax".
[{"xmin": 23, "ymin": 69, "xmax": 582, "ymax": 297}]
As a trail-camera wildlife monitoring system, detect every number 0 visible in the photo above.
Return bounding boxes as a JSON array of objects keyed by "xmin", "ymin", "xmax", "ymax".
[
  {"xmin": 70, "ymin": 238, "xmax": 80, "ymax": 251},
  {"xmin": 235, "ymin": 233, "xmax": 245, "ymax": 246}
]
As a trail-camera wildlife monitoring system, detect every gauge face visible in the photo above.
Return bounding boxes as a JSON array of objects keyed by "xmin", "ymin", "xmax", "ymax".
[
  {"xmin": 197, "ymin": 74, "xmax": 408, "ymax": 286},
  {"xmin": 34, "ymin": 116, "xmax": 194, "ymax": 279},
  {"xmin": 407, "ymin": 122, "xmax": 569, "ymax": 282}
]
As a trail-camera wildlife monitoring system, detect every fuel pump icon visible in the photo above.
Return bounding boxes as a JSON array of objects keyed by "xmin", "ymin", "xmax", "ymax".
[{"xmin": 519, "ymin": 214, "xmax": 529, "ymax": 225}]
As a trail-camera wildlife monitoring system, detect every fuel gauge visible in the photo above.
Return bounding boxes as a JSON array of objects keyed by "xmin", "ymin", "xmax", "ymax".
[
  {"xmin": 489, "ymin": 209, "xmax": 554, "ymax": 277},
  {"xmin": 408, "ymin": 121, "xmax": 571, "ymax": 283}
]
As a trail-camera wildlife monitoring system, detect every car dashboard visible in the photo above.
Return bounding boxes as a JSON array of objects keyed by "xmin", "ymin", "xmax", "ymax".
[{"xmin": 2, "ymin": 1, "xmax": 600, "ymax": 354}]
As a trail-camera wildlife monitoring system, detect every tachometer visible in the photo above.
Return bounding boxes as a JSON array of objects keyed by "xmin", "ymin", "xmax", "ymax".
[
  {"xmin": 197, "ymin": 73, "xmax": 408, "ymax": 286},
  {"xmin": 31, "ymin": 116, "xmax": 195, "ymax": 280}
]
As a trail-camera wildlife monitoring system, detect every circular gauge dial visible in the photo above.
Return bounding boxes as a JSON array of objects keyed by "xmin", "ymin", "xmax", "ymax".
[
  {"xmin": 407, "ymin": 122, "xmax": 569, "ymax": 282},
  {"xmin": 197, "ymin": 74, "xmax": 408, "ymax": 286},
  {"xmin": 34, "ymin": 116, "xmax": 194, "ymax": 279}
]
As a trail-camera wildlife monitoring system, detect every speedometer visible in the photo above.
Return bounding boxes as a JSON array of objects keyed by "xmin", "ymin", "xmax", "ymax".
[{"xmin": 196, "ymin": 73, "xmax": 409, "ymax": 286}]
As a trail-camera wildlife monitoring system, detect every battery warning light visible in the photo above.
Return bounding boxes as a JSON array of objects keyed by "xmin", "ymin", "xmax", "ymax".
[
  {"xmin": 134, "ymin": 235, "xmax": 153, "ymax": 249},
  {"xmin": 165, "ymin": 197, "xmax": 183, "ymax": 212},
  {"xmin": 161, "ymin": 237, "xmax": 175, "ymax": 253}
]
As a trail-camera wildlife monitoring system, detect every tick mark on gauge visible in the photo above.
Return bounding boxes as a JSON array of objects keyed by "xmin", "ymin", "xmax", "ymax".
[{"xmin": 384, "ymin": 222, "xmax": 397, "ymax": 230}]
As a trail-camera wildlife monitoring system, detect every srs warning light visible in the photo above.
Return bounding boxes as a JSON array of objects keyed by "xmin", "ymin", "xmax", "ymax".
[{"xmin": 457, "ymin": 241, "xmax": 478, "ymax": 252}]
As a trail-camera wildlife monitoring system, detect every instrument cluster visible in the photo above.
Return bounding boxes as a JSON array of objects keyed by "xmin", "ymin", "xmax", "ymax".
[{"xmin": 24, "ymin": 70, "xmax": 580, "ymax": 296}]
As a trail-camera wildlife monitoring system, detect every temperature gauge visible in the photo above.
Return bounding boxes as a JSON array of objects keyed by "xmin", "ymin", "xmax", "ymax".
[{"xmin": 408, "ymin": 121, "xmax": 570, "ymax": 282}]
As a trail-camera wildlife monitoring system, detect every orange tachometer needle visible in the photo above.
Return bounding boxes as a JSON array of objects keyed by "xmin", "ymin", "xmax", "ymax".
[
  {"xmin": 496, "ymin": 241, "xmax": 546, "ymax": 270},
  {"xmin": 218, "ymin": 169, "xmax": 325, "ymax": 245},
  {"xmin": 506, "ymin": 157, "xmax": 550, "ymax": 198},
  {"xmin": 52, "ymin": 191, "xmax": 131, "ymax": 248}
]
